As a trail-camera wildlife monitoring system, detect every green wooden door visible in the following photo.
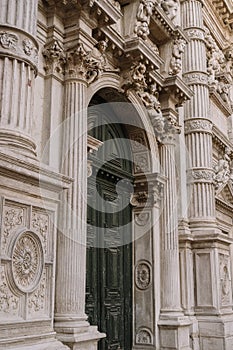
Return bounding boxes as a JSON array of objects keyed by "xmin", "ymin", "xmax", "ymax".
[{"xmin": 86, "ymin": 118, "xmax": 133, "ymax": 350}]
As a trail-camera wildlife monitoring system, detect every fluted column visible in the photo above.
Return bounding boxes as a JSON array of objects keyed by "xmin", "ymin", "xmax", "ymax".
[
  {"xmin": 160, "ymin": 132, "xmax": 182, "ymax": 313},
  {"xmin": 0, "ymin": 0, "xmax": 38, "ymax": 157},
  {"xmin": 181, "ymin": 0, "xmax": 216, "ymax": 229},
  {"xmin": 54, "ymin": 47, "xmax": 104, "ymax": 348}
]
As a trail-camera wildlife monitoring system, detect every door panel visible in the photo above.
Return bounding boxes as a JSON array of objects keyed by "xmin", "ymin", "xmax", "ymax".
[{"xmin": 86, "ymin": 177, "xmax": 132, "ymax": 350}]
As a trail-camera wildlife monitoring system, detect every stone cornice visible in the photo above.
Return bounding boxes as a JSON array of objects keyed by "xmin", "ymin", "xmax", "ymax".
[
  {"xmin": 212, "ymin": 125, "xmax": 233, "ymax": 151},
  {"xmin": 44, "ymin": 0, "xmax": 122, "ymax": 24},
  {"xmin": 209, "ymin": 86, "xmax": 233, "ymax": 117},
  {"xmin": 0, "ymin": 151, "xmax": 72, "ymax": 191}
]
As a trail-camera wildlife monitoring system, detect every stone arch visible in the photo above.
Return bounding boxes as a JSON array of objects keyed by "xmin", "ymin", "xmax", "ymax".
[
  {"xmin": 87, "ymin": 84, "xmax": 160, "ymax": 175},
  {"xmin": 86, "ymin": 85, "xmax": 163, "ymax": 348}
]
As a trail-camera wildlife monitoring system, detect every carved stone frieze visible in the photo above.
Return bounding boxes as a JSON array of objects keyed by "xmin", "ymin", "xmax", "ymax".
[
  {"xmin": 186, "ymin": 28, "xmax": 204, "ymax": 40},
  {"xmin": 135, "ymin": 260, "xmax": 151, "ymax": 290},
  {"xmin": 136, "ymin": 327, "xmax": 153, "ymax": 344},
  {"xmin": 190, "ymin": 169, "xmax": 213, "ymax": 181},
  {"xmin": 184, "ymin": 119, "xmax": 213, "ymax": 133},
  {"xmin": 169, "ymin": 38, "xmax": 186, "ymax": 75},
  {"xmin": 11, "ymin": 231, "xmax": 44, "ymax": 293},
  {"xmin": 184, "ymin": 72, "xmax": 208, "ymax": 86},
  {"xmin": 0, "ymin": 28, "xmax": 38, "ymax": 69}
]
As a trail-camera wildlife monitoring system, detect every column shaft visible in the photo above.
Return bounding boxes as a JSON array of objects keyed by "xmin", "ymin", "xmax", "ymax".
[
  {"xmin": 0, "ymin": 0, "xmax": 38, "ymax": 156},
  {"xmin": 182, "ymin": 0, "xmax": 216, "ymax": 226},
  {"xmin": 55, "ymin": 79, "xmax": 89, "ymax": 330}
]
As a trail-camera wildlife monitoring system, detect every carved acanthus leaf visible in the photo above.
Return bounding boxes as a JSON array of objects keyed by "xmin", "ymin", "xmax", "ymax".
[{"xmin": 43, "ymin": 40, "xmax": 66, "ymax": 75}]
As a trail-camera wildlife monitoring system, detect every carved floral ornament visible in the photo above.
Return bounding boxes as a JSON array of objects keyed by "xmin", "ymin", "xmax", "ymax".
[
  {"xmin": 136, "ymin": 327, "xmax": 153, "ymax": 345},
  {"xmin": 134, "ymin": 0, "xmax": 179, "ymax": 40},
  {"xmin": 11, "ymin": 230, "xmax": 44, "ymax": 294}
]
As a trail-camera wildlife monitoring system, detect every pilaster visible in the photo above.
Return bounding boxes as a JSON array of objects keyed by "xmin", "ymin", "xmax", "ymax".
[
  {"xmin": 159, "ymin": 117, "xmax": 191, "ymax": 350},
  {"xmin": 54, "ymin": 43, "xmax": 104, "ymax": 349},
  {"xmin": 0, "ymin": 0, "xmax": 39, "ymax": 157}
]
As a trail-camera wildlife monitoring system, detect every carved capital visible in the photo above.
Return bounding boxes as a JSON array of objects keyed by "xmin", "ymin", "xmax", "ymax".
[{"xmin": 43, "ymin": 39, "xmax": 66, "ymax": 76}]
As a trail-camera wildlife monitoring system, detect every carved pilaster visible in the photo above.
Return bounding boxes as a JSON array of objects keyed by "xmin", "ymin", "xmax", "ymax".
[
  {"xmin": 54, "ymin": 48, "xmax": 104, "ymax": 348},
  {"xmin": 0, "ymin": 0, "xmax": 39, "ymax": 157}
]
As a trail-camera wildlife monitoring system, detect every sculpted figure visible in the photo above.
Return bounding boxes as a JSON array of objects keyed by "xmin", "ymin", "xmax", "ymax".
[
  {"xmin": 161, "ymin": 0, "xmax": 179, "ymax": 20},
  {"xmin": 134, "ymin": 0, "xmax": 155, "ymax": 40},
  {"xmin": 205, "ymin": 29, "xmax": 225, "ymax": 85},
  {"xmin": 214, "ymin": 148, "xmax": 232, "ymax": 188},
  {"xmin": 121, "ymin": 62, "xmax": 147, "ymax": 96},
  {"xmin": 217, "ymin": 81, "xmax": 231, "ymax": 105},
  {"xmin": 169, "ymin": 38, "xmax": 186, "ymax": 75},
  {"xmin": 140, "ymin": 83, "xmax": 165, "ymax": 134},
  {"xmin": 86, "ymin": 41, "xmax": 108, "ymax": 84}
]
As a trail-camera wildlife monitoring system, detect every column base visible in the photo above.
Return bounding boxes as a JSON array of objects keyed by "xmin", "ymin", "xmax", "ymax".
[
  {"xmin": 197, "ymin": 314, "xmax": 233, "ymax": 350},
  {"xmin": 0, "ymin": 332, "xmax": 69, "ymax": 350},
  {"xmin": 0, "ymin": 129, "xmax": 37, "ymax": 159},
  {"xmin": 56, "ymin": 326, "xmax": 105, "ymax": 350},
  {"xmin": 158, "ymin": 314, "xmax": 192, "ymax": 350}
]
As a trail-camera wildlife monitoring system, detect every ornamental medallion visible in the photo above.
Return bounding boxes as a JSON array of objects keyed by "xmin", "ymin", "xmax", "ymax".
[{"xmin": 11, "ymin": 231, "xmax": 44, "ymax": 293}]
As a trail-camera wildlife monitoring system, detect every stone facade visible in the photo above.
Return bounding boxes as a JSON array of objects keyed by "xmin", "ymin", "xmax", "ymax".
[{"xmin": 0, "ymin": 0, "xmax": 233, "ymax": 349}]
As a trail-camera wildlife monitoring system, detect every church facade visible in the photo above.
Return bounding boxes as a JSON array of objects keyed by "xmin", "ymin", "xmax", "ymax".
[{"xmin": 0, "ymin": 0, "xmax": 233, "ymax": 349}]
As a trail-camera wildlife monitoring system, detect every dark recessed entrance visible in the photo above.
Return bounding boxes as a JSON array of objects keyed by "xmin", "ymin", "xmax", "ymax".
[{"xmin": 86, "ymin": 100, "xmax": 133, "ymax": 350}]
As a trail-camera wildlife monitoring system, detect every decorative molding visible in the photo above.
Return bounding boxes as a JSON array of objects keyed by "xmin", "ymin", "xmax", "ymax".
[
  {"xmin": 135, "ymin": 260, "xmax": 151, "ymax": 290},
  {"xmin": 11, "ymin": 231, "xmax": 44, "ymax": 293},
  {"xmin": 183, "ymin": 72, "xmax": 208, "ymax": 86},
  {"xmin": 190, "ymin": 169, "xmax": 213, "ymax": 181},
  {"xmin": 184, "ymin": 119, "xmax": 213, "ymax": 134},
  {"xmin": 185, "ymin": 28, "xmax": 204, "ymax": 40}
]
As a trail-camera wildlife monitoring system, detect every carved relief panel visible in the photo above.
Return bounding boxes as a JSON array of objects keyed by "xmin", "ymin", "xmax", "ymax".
[{"xmin": 0, "ymin": 198, "xmax": 55, "ymax": 321}]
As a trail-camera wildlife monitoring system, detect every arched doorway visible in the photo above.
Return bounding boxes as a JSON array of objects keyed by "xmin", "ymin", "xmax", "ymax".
[{"xmin": 86, "ymin": 95, "xmax": 133, "ymax": 349}]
